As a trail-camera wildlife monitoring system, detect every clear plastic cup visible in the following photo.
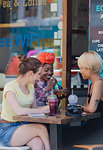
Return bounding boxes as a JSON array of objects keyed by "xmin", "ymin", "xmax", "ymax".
[
  {"xmin": 68, "ymin": 90, "xmax": 78, "ymax": 105},
  {"xmin": 48, "ymin": 95, "xmax": 58, "ymax": 116}
]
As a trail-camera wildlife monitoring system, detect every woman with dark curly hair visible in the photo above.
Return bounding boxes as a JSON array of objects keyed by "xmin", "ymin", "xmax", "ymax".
[{"xmin": 35, "ymin": 52, "xmax": 58, "ymax": 106}]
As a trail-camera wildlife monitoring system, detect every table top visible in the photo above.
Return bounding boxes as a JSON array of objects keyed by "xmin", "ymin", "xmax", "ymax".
[{"xmin": 13, "ymin": 112, "xmax": 100, "ymax": 125}]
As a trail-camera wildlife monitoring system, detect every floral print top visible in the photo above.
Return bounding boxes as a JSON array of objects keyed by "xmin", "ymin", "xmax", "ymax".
[{"xmin": 35, "ymin": 78, "xmax": 53, "ymax": 106}]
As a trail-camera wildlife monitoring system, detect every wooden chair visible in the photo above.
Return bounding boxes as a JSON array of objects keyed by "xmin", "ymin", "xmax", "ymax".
[{"xmin": 73, "ymin": 144, "xmax": 103, "ymax": 150}]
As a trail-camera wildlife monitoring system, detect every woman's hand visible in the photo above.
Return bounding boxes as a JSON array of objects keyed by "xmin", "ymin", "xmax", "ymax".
[
  {"xmin": 39, "ymin": 105, "xmax": 50, "ymax": 114},
  {"xmin": 46, "ymin": 78, "xmax": 57, "ymax": 91}
]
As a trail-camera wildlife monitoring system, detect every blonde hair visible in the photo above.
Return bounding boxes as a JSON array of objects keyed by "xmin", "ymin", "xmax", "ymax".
[{"xmin": 78, "ymin": 51, "xmax": 102, "ymax": 73}]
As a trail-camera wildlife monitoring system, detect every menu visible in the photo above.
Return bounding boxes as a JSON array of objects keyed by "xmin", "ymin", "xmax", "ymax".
[{"xmin": 89, "ymin": 0, "xmax": 103, "ymax": 76}]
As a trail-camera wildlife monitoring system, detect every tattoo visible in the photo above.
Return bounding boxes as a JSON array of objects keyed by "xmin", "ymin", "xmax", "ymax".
[{"xmin": 94, "ymin": 99, "xmax": 100, "ymax": 105}]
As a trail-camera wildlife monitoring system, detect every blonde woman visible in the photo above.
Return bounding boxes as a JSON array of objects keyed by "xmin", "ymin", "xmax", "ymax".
[{"xmin": 78, "ymin": 51, "xmax": 103, "ymax": 115}]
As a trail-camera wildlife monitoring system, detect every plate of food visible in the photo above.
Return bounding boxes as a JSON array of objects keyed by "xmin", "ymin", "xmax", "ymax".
[{"xmin": 54, "ymin": 88, "xmax": 69, "ymax": 96}]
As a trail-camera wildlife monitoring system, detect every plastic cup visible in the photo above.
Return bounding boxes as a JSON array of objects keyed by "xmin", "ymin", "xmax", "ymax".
[
  {"xmin": 68, "ymin": 94, "xmax": 78, "ymax": 105},
  {"xmin": 48, "ymin": 95, "xmax": 58, "ymax": 116}
]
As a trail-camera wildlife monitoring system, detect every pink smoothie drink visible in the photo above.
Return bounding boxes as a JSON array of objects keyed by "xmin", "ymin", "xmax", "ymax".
[{"xmin": 48, "ymin": 95, "xmax": 58, "ymax": 116}]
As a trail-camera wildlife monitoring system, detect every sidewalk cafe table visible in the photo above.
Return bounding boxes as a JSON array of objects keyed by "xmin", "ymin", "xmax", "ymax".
[{"xmin": 13, "ymin": 112, "xmax": 100, "ymax": 150}]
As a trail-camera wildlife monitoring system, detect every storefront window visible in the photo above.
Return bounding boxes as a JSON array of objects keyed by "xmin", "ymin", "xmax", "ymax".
[
  {"xmin": 71, "ymin": 0, "xmax": 88, "ymax": 89},
  {"xmin": 0, "ymin": 0, "xmax": 63, "ymax": 86}
]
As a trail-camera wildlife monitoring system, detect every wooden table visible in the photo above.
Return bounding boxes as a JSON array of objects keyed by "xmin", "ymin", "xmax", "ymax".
[{"xmin": 13, "ymin": 112, "xmax": 100, "ymax": 150}]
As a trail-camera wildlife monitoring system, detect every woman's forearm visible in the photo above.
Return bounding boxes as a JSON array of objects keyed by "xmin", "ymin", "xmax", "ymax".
[
  {"xmin": 14, "ymin": 105, "xmax": 50, "ymax": 115},
  {"xmin": 82, "ymin": 105, "xmax": 95, "ymax": 113}
]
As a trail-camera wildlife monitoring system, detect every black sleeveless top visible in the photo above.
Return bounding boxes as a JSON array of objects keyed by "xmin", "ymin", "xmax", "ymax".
[{"xmin": 87, "ymin": 79, "xmax": 103, "ymax": 117}]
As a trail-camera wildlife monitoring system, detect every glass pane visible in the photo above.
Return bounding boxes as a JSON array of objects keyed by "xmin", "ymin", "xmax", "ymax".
[
  {"xmin": 0, "ymin": 0, "xmax": 63, "ymax": 87},
  {"xmin": 71, "ymin": 0, "xmax": 88, "ymax": 89}
]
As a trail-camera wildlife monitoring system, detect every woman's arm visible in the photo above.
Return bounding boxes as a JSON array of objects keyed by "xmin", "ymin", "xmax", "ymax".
[
  {"xmin": 82, "ymin": 80, "xmax": 103, "ymax": 113},
  {"xmin": 86, "ymin": 85, "xmax": 91, "ymax": 105},
  {"xmin": 6, "ymin": 91, "xmax": 50, "ymax": 115},
  {"xmin": 35, "ymin": 85, "xmax": 49, "ymax": 105}
]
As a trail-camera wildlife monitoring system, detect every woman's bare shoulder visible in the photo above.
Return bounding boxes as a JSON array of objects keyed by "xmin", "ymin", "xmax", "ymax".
[{"xmin": 94, "ymin": 79, "xmax": 103, "ymax": 88}]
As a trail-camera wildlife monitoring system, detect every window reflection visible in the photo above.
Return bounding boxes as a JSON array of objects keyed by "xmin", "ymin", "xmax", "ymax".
[{"xmin": 0, "ymin": 0, "xmax": 63, "ymax": 88}]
